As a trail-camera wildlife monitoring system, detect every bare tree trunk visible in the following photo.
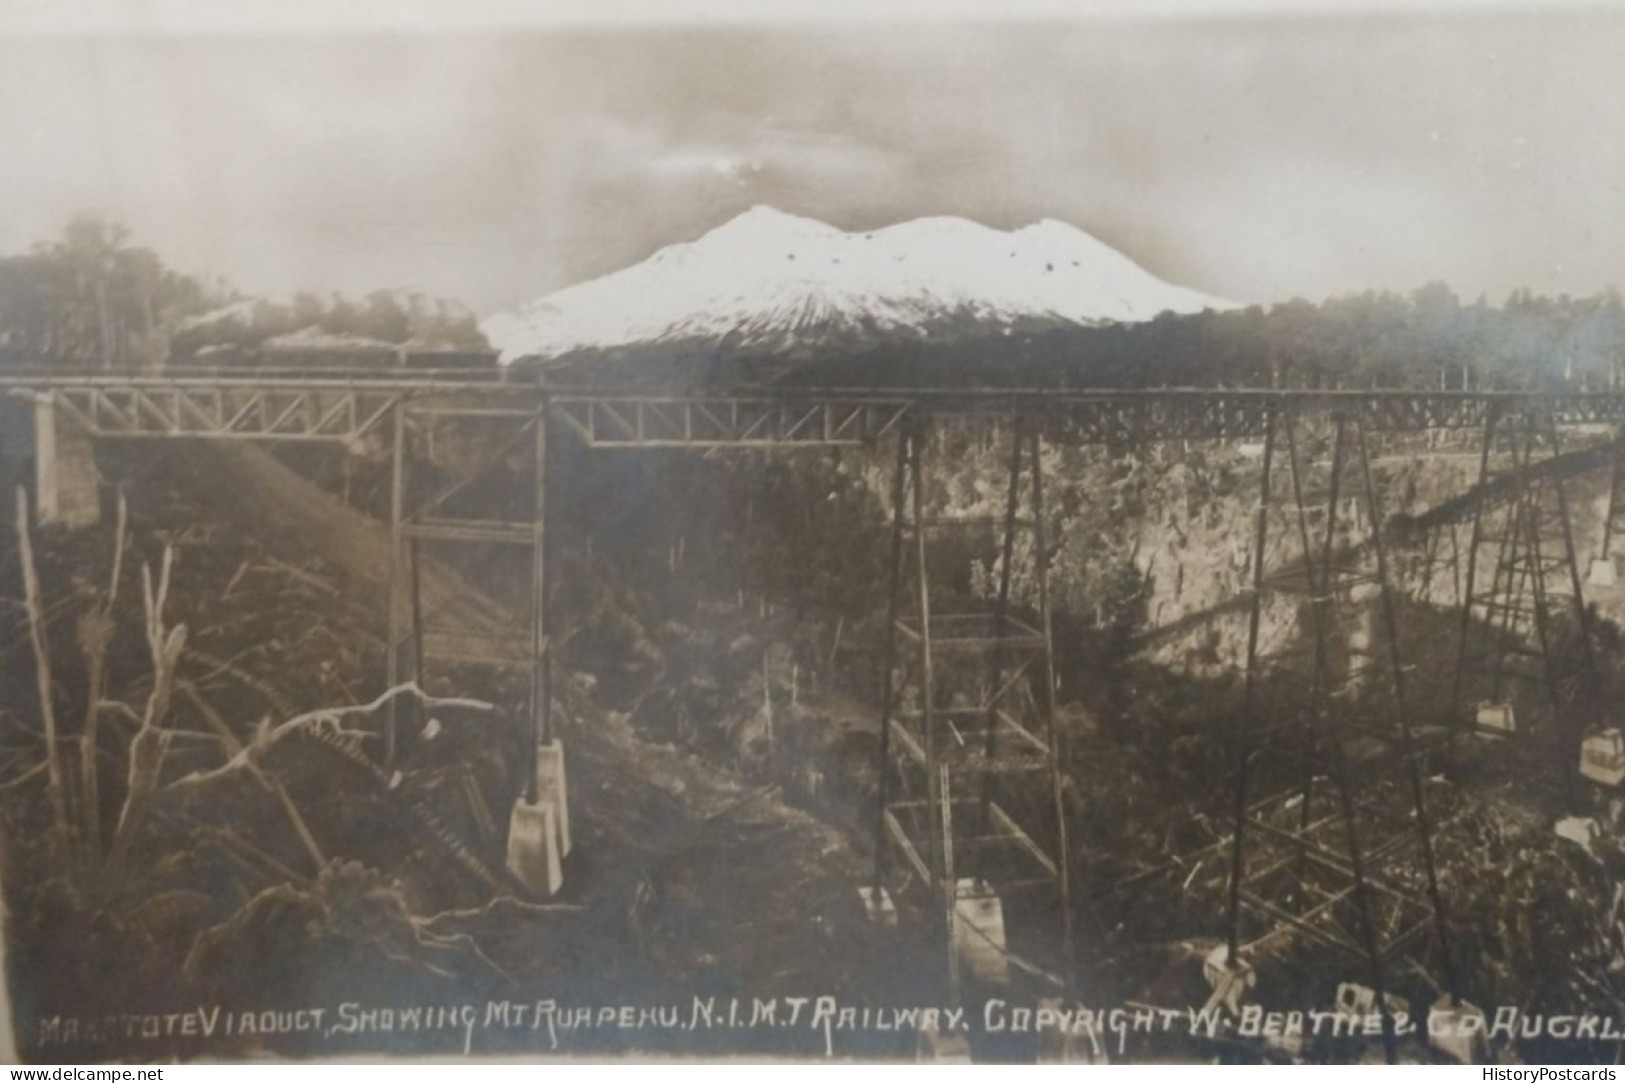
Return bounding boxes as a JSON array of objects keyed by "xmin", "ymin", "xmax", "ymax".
[
  {"xmin": 77, "ymin": 625, "xmax": 106, "ymax": 859},
  {"xmin": 95, "ymin": 275, "xmax": 113, "ymax": 371},
  {"xmin": 76, "ymin": 491, "xmax": 126, "ymax": 864},
  {"xmin": 111, "ymin": 548, "xmax": 187, "ymax": 863},
  {"xmin": 180, "ymin": 683, "xmax": 326, "ymax": 875},
  {"xmin": 15, "ymin": 488, "xmax": 71, "ymax": 851}
]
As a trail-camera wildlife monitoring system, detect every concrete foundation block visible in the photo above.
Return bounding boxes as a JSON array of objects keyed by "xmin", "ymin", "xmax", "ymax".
[
  {"xmin": 1203, "ymin": 944, "xmax": 1257, "ymax": 1016},
  {"xmin": 1427, "ymin": 998, "xmax": 1487, "ymax": 1064},
  {"xmin": 952, "ymin": 878, "xmax": 1009, "ymax": 987},
  {"xmin": 1036, "ymin": 997, "xmax": 1107, "ymax": 1064},
  {"xmin": 1475, "ymin": 701, "xmax": 1516, "ymax": 735},
  {"xmin": 535, "ymin": 740, "xmax": 571, "ymax": 856},
  {"xmin": 915, "ymin": 1027, "xmax": 972, "ymax": 1063},
  {"xmin": 857, "ymin": 885, "xmax": 897, "ymax": 926},
  {"xmin": 1581, "ymin": 730, "xmax": 1625, "ymax": 786},
  {"xmin": 34, "ymin": 397, "xmax": 100, "ymax": 529},
  {"xmin": 1335, "ymin": 981, "xmax": 1408, "ymax": 1022},
  {"xmin": 506, "ymin": 798, "xmax": 563, "ymax": 897},
  {"xmin": 1557, "ymin": 816, "xmax": 1600, "ymax": 855}
]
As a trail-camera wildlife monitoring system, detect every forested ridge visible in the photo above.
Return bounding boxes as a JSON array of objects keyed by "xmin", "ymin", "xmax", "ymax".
[
  {"xmin": 531, "ymin": 283, "xmax": 1625, "ymax": 391},
  {"xmin": 0, "ymin": 216, "xmax": 484, "ymax": 370}
]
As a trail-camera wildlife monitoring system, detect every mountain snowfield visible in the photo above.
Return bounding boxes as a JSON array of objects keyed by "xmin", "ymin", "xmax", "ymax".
[{"xmin": 482, "ymin": 206, "xmax": 1231, "ymax": 363}]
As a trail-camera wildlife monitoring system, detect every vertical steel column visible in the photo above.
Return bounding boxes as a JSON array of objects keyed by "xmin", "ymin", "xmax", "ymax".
[
  {"xmin": 385, "ymin": 402, "xmax": 407, "ymax": 764},
  {"xmin": 1449, "ymin": 523, "xmax": 1464, "ymax": 609},
  {"xmin": 1030, "ymin": 427, "xmax": 1077, "ymax": 995},
  {"xmin": 1601, "ymin": 451, "xmax": 1625, "ymax": 564},
  {"xmin": 409, "ymin": 537, "xmax": 426, "ymax": 689},
  {"xmin": 1316, "ymin": 421, "xmax": 1397, "ymax": 1066},
  {"xmin": 872, "ymin": 430, "xmax": 911, "ymax": 897},
  {"xmin": 526, "ymin": 405, "xmax": 550, "ymax": 803},
  {"xmin": 939, "ymin": 762, "xmax": 960, "ymax": 1008},
  {"xmin": 1287, "ymin": 416, "xmax": 1343, "ymax": 844},
  {"xmin": 1223, "ymin": 407, "xmax": 1276, "ymax": 966},
  {"xmin": 1543, "ymin": 411, "xmax": 1597, "ymax": 792},
  {"xmin": 1449, "ymin": 410, "xmax": 1500, "ymax": 744},
  {"xmin": 982, "ymin": 418, "xmax": 1025, "ymax": 827},
  {"xmin": 1486, "ymin": 520, "xmax": 1528, "ymax": 701},
  {"xmin": 1314, "ymin": 418, "xmax": 1349, "ymax": 659},
  {"xmin": 911, "ymin": 421, "xmax": 942, "ymax": 912},
  {"xmin": 1283, "ymin": 416, "xmax": 1318, "ymax": 610},
  {"xmin": 1355, "ymin": 420, "xmax": 1459, "ymax": 1004},
  {"xmin": 1526, "ymin": 504, "xmax": 1570, "ymax": 776},
  {"xmin": 1418, "ymin": 523, "xmax": 1442, "ymax": 607},
  {"xmin": 406, "ymin": 534, "xmax": 426, "ymax": 749},
  {"xmin": 1541, "ymin": 414, "xmax": 1594, "ymax": 662},
  {"xmin": 1286, "ymin": 416, "xmax": 1322, "ymax": 850},
  {"xmin": 1487, "ymin": 419, "xmax": 1538, "ymax": 705},
  {"xmin": 1326, "ymin": 728, "xmax": 1397, "ymax": 1064}
]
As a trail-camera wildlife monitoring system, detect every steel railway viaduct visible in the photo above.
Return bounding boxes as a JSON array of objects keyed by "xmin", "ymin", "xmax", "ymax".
[{"xmin": 8, "ymin": 365, "xmax": 1625, "ymax": 1062}]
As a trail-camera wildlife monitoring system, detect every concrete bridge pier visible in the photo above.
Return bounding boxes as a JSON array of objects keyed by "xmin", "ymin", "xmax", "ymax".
[
  {"xmin": 506, "ymin": 740, "xmax": 571, "ymax": 897},
  {"xmin": 507, "ymin": 794, "xmax": 564, "ymax": 896},
  {"xmin": 32, "ymin": 395, "xmax": 101, "ymax": 529}
]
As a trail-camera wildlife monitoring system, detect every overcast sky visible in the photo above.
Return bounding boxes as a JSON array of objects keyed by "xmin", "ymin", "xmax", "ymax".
[{"xmin": 1, "ymin": 2, "xmax": 1622, "ymax": 316}]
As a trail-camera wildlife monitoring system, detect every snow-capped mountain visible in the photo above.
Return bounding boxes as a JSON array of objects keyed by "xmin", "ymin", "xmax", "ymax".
[{"xmin": 483, "ymin": 206, "xmax": 1229, "ymax": 364}]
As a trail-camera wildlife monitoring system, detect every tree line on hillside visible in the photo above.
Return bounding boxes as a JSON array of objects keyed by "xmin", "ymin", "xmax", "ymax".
[
  {"xmin": 0, "ymin": 216, "xmax": 212, "ymax": 370},
  {"xmin": 0, "ymin": 215, "xmax": 486, "ymax": 370},
  {"xmin": 1097, "ymin": 283, "xmax": 1625, "ymax": 390},
  {"xmin": 754, "ymin": 282, "xmax": 1625, "ymax": 390}
]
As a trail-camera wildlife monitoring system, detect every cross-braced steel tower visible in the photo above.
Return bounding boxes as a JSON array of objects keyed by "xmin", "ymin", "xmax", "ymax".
[
  {"xmin": 869, "ymin": 417, "xmax": 1076, "ymax": 1004},
  {"xmin": 1448, "ymin": 408, "xmax": 1594, "ymax": 775},
  {"xmin": 1216, "ymin": 411, "xmax": 1457, "ymax": 1065}
]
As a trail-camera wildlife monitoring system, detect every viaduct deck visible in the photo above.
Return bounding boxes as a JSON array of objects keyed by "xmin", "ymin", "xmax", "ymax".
[{"xmin": 5, "ymin": 367, "xmax": 1625, "ymax": 446}]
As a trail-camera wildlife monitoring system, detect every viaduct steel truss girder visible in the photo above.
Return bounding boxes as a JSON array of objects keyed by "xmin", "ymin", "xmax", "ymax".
[
  {"xmin": 549, "ymin": 395, "xmax": 912, "ymax": 448},
  {"xmin": 35, "ymin": 384, "xmax": 408, "ymax": 443},
  {"xmin": 7, "ymin": 381, "xmax": 917, "ymax": 449},
  {"xmin": 10, "ymin": 370, "xmax": 1625, "ymax": 447},
  {"xmin": 543, "ymin": 389, "xmax": 1625, "ymax": 447},
  {"xmin": 0, "ymin": 374, "xmax": 522, "ymax": 443},
  {"xmin": 952, "ymin": 389, "xmax": 1625, "ymax": 444}
]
